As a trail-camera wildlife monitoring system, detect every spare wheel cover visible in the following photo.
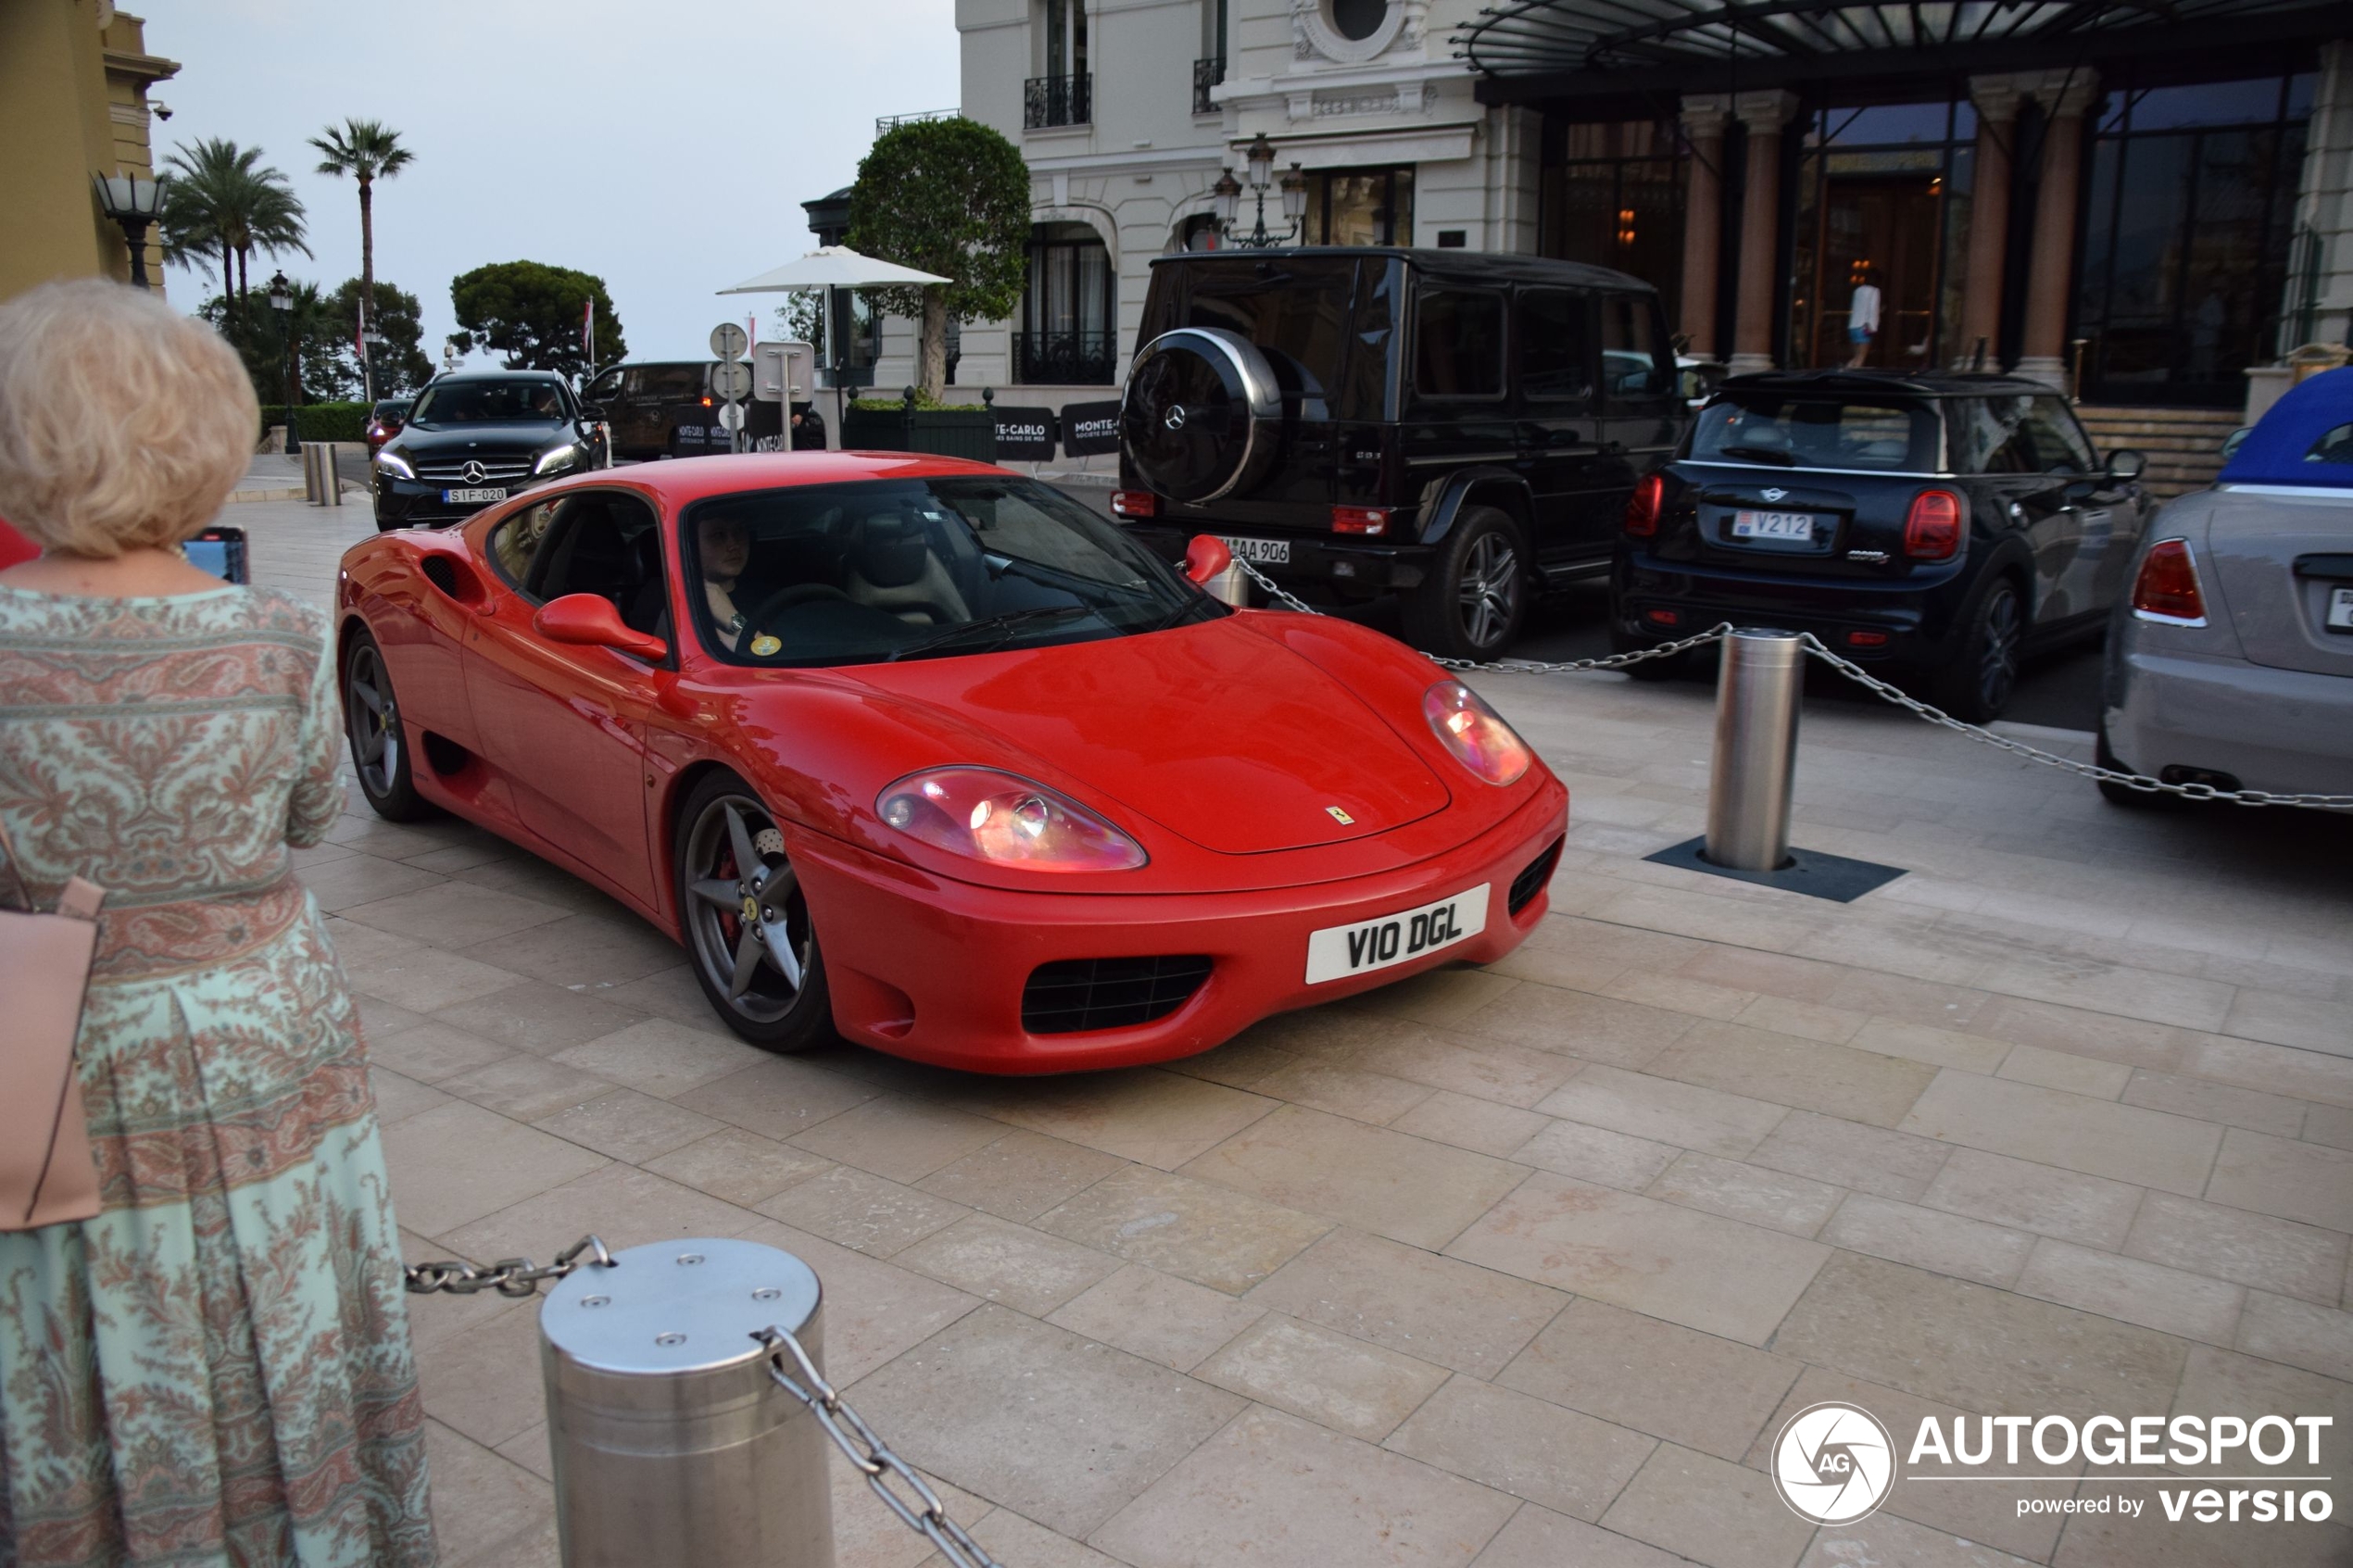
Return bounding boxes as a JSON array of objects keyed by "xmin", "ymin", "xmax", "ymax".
[{"xmin": 1120, "ymin": 327, "xmax": 1282, "ymax": 504}]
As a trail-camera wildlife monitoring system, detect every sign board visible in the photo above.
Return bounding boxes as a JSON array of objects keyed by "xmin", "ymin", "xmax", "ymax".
[
  {"xmin": 753, "ymin": 341, "xmax": 816, "ymax": 404},
  {"xmin": 710, "ymin": 359, "xmax": 754, "ymax": 400},
  {"xmin": 715, "ymin": 402, "xmax": 746, "ymax": 432},
  {"xmin": 991, "ymin": 406, "xmax": 1058, "ymax": 461},
  {"xmin": 709, "ymin": 321, "xmax": 749, "ymax": 361},
  {"xmin": 1061, "ymin": 399, "xmax": 1123, "ymax": 457}
]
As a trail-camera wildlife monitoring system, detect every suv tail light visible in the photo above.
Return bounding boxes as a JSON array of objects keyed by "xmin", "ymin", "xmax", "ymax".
[
  {"xmin": 1110, "ymin": 490, "xmax": 1157, "ymax": 520},
  {"xmin": 1903, "ymin": 489, "xmax": 1964, "ymax": 561},
  {"xmin": 2131, "ymin": 538, "xmax": 2208, "ymax": 624},
  {"xmin": 1623, "ymin": 473, "xmax": 1664, "ymax": 537},
  {"xmin": 1332, "ymin": 506, "xmax": 1389, "ymax": 534}
]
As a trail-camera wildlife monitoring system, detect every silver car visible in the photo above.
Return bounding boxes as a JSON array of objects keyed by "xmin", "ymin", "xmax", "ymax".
[{"xmin": 2100, "ymin": 372, "xmax": 2353, "ymax": 804}]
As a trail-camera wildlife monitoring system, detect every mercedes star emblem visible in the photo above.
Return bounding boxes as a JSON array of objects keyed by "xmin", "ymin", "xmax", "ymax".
[
  {"xmin": 459, "ymin": 459, "xmax": 489, "ymax": 484},
  {"xmin": 1163, "ymin": 405, "xmax": 1188, "ymax": 433},
  {"xmin": 1762, "ymin": 487, "xmax": 1788, "ymax": 502}
]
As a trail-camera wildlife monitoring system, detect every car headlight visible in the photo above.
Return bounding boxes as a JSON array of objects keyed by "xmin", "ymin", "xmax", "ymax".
[
  {"xmin": 875, "ymin": 767, "xmax": 1147, "ymax": 872},
  {"xmin": 534, "ymin": 442, "xmax": 581, "ymax": 476},
  {"xmin": 1424, "ymin": 681, "xmax": 1532, "ymax": 785},
  {"xmin": 373, "ymin": 449, "xmax": 416, "ymax": 480}
]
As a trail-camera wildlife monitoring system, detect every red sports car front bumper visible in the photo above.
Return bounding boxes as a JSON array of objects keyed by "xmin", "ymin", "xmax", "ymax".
[{"xmin": 788, "ymin": 780, "xmax": 1568, "ymax": 1073}]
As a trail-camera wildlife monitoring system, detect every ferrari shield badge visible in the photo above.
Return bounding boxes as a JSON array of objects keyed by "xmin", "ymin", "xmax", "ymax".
[{"xmin": 1326, "ymin": 806, "xmax": 1354, "ymax": 825}]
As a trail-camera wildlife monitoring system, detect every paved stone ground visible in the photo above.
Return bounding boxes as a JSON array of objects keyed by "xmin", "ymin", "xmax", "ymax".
[{"xmin": 233, "ymin": 496, "xmax": 2353, "ymax": 1568}]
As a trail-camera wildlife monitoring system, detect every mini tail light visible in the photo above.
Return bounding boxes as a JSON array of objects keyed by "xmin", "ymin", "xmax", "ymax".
[
  {"xmin": 1110, "ymin": 490, "xmax": 1157, "ymax": 520},
  {"xmin": 1424, "ymin": 682, "xmax": 1533, "ymax": 786},
  {"xmin": 1332, "ymin": 506, "xmax": 1389, "ymax": 535},
  {"xmin": 2131, "ymin": 538, "xmax": 2208, "ymax": 624},
  {"xmin": 1846, "ymin": 630, "xmax": 1889, "ymax": 647},
  {"xmin": 1643, "ymin": 608, "xmax": 1680, "ymax": 628},
  {"xmin": 1624, "ymin": 473, "xmax": 1664, "ymax": 538},
  {"xmin": 1903, "ymin": 489, "xmax": 1964, "ymax": 561}
]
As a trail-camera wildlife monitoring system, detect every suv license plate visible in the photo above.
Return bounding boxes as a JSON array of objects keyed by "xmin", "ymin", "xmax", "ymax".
[
  {"xmin": 1305, "ymin": 884, "xmax": 1490, "ymax": 985},
  {"xmin": 1217, "ymin": 535, "xmax": 1290, "ymax": 566},
  {"xmin": 443, "ymin": 486, "xmax": 507, "ymax": 505},
  {"xmin": 1732, "ymin": 510, "xmax": 1816, "ymax": 540},
  {"xmin": 2328, "ymin": 585, "xmax": 2353, "ymax": 631}
]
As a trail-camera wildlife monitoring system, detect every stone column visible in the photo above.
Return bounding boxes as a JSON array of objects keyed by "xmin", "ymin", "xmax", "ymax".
[
  {"xmin": 1957, "ymin": 76, "xmax": 2025, "ymax": 370},
  {"xmin": 1678, "ymin": 94, "xmax": 1730, "ymax": 358},
  {"xmin": 1730, "ymin": 90, "xmax": 1800, "ymax": 375},
  {"xmin": 2015, "ymin": 73, "xmax": 2101, "ymax": 389}
]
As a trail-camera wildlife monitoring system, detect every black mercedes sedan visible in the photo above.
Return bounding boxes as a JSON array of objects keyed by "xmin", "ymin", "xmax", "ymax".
[
  {"xmin": 371, "ymin": 369, "xmax": 608, "ymax": 531},
  {"xmin": 1610, "ymin": 371, "xmax": 2153, "ymax": 721}
]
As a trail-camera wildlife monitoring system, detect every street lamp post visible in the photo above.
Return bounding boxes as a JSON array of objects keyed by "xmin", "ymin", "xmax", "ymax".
[
  {"xmin": 1211, "ymin": 133, "xmax": 1305, "ymax": 249},
  {"xmin": 92, "ymin": 173, "xmax": 167, "ymax": 288},
  {"xmin": 269, "ymin": 270, "xmax": 298, "ymax": 457},
  {"xmin": 361, "ymin": 328, "xmax": 384, "ymax": 406}
]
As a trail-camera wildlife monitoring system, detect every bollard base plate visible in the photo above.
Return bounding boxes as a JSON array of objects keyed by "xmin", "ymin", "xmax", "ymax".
[{"xmin": 1645, "ymin": 836, "xmax": 1906, "ymax": 904}]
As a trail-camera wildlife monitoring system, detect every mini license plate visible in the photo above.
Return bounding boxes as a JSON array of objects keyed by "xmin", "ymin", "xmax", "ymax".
[
  {"xmin": 1731, "ymin": 509, "xmax": 1817, "ymax": 541},
  {"xmin": 1216, "ymin": 535, "xmax": 1290, "ymax": 566},
  {"xmin": 1304, "ymin": 884, "xmax": 1490, "ymax": 985},
  {"xmin": 443, "ymin": 486, "xmax": 508, "ymax": 505},
  {"xmin": 2328, "ymin": 585, "xmax": 2353, "ymax": 631}
]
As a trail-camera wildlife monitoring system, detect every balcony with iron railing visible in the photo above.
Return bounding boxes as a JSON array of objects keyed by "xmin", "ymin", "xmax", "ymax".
[
  {"xmin": 1025, "ymin": 72, "xmax": 1091, "ymax": 130},
  {"xmin": 1192, "ymin": 56, "xmax": 1225, "ymax": 116},
  {"xmin": 1013, "ymin": 330, "xmax": 1117, "ymax": 385},
  {"xmin": 875, "ymin": 107, "xmax": 960, "ymax": 138}
]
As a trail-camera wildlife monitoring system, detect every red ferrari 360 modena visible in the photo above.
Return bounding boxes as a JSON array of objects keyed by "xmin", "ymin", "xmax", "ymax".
[{"xmin": 334, "ymin": 452, "xmax": 1567, "ymax": 1073}]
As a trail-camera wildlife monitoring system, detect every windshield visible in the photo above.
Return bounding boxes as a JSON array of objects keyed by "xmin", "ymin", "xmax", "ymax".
[
  {"xmin": 1690, "ymin": 393, "xmax": 1942, "ymax": 471},
  {"xmin": 682, "ymin": 476, "xmax": 1221, "ymax": 668},
  {"xmin": 412, "ymin": 379, "xmax": 569, "ymax": 424}
]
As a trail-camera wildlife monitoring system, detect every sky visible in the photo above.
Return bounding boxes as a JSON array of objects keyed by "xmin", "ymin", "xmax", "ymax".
[{"xmin": 136, "ymin": 0, "xmax": 962, "ymax": 364}]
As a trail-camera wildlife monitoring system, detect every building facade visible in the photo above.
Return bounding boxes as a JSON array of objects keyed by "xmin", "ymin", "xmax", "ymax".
[
  {"xmin": 869, "ymin": 0, "xmax": 2353, "ymax": 433},
  {"xmin": 0, "ymin": 1, "xmax": 179, "ymax": 302}
]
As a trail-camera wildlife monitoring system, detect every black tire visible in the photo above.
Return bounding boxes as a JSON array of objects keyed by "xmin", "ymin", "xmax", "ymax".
[
  {"xmin": 1403, "ymin": 508, "xmax": 1530, "ymax": 662},
  {"xmin": 674, "ymin": 771, "xmax": 832, "ymax": 1053},
  {"xmin": 1935, "ymin": 574, "xmax": 2025, "ymax": 724},
  {"xmin": 342, "ymin": 629, "xmax": 430, "ymax": 821}
]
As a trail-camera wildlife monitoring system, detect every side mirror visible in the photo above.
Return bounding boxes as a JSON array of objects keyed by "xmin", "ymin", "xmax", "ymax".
[
  {"xmin": 2106, "ymin": 448, "xmax": 2147, "ymax": 483},
  {"xmin": 1183, "ymin": 533, "xmax": 1232, "ymax": 587},
  {"xmin": 534, "ymin": 593, "xmax": 667, "ymax": 661}
]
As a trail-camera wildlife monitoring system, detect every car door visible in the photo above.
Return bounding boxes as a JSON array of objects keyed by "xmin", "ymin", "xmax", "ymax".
[
  {"xmin": 1597, "ymin": 292, "xmax": 1681, "ymax": 529},
  {"xmin": 1513, "ymin": 287, "xmax": 1612, "ymax": 571},
  {"xmin": 2033, "ymin": 397, "xmax": 2138, "ymax": 614},
  {"xmin": 463, "ymin": 488, "xmax": 668, "ymax": 905},
  {"xmin": 1403, "ymin": 282, "xmax": 1519, "ymax": 519},
  {"xmin": 1967, "ymin": 395, "xmax": 2082, "ymax": 625}
]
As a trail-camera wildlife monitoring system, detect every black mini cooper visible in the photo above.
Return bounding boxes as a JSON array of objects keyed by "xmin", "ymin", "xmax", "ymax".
[{"xmin": 1611, "ymin": 371, "xmax": 2153, "ymax": 721}]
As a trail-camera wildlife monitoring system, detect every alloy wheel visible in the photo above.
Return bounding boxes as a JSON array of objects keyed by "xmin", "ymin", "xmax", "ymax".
[
  {"xmin": 346, "ymin": 644, "xmax": 401, "ymax": 799},
  {"xmin": 1458, "ymin": 533, "xmax": 1521, "ymax": 652},
  {"xmin": 1977, "ymin": 585, "xmax": 2022, "ymax": 714},
  {"xmin": 682, "ymin": 793, "xmax": 814, "ymax": 1026}
]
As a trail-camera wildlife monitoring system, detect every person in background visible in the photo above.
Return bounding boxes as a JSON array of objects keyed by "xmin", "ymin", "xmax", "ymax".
[
  {"xmin": 0, "ymin": 279, "xmax": 434, "ymax": 1567},
  {"xmin": 1847, "ymin": 259, "xmax": 1881, "ymax": 369}
]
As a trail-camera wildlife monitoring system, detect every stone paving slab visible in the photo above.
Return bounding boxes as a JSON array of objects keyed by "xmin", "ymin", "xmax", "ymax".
[{"xmin": 216, "ymin": 495, "xmax": 2353, "ymax": 1568}]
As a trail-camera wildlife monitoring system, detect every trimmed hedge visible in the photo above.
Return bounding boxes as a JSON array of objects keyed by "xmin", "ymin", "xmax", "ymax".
[{"xmin": 258, "ymin": 402, "xmax": 372, "ymax": 444}]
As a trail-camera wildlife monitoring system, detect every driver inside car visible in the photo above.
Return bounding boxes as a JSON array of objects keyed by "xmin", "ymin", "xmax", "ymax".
[{"xmin": 698, "ymin": 512, "xmax": 753, "ymax": 650}]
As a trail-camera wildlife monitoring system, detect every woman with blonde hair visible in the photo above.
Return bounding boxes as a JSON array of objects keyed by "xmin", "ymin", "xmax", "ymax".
[{"xmin": 0, "ymin": 280, "xmax": 433, "ymax": 1566}]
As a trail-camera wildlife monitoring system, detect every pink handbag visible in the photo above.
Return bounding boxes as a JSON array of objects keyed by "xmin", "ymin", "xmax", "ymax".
[{"xmin": 0, "ymin": 816, "xmax": 105, "ymax": 1230}]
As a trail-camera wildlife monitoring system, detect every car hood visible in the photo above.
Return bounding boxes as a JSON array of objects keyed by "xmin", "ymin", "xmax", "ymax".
[
  {"xmin": 830, "ymin": 617, "xmax": 1454, "ymax": 855},
  {"xmin": 394, "ymin": 420, "xmax": 573, "ymax": 452}
]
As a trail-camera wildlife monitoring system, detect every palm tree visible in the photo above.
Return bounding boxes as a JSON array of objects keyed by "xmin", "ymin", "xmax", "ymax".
[
  {"xmin": 160, "ymin": 138, "xmax": 309, "ymax": 331},
  {"xmin": 308, "ymin": 119, "xmax": 413, "ymax": 332}
]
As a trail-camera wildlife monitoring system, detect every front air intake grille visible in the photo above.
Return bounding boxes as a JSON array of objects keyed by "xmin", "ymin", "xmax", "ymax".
[
  {"xmin": 414, "ymin": 457, "xmax": 534, "ymax": 483},
  {"xmin": 1022, "ymin": 955, "xmax": 1211, "ymax": 1035},
  {"xmin": 1508, "ymin": 837, "xmax": 1564, "ymax": 916}
]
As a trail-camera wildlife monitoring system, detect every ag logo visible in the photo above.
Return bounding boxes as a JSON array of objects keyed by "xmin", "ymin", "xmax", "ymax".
[{"xmin": 1770, "ymin": 1402, "xmax": 1895, "ymax": 1524}]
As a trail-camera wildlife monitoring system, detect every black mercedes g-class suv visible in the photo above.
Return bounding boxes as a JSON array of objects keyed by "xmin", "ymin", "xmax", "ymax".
[{"xmin": 1112, "ymin": 248, "xmax": 1683, "ymax": 659}]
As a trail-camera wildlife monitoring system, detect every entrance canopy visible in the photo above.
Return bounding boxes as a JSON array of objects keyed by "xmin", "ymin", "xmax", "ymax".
[{"xmin": 1454, "ymin": 0, "xmax": 2352, "ymax": 99}]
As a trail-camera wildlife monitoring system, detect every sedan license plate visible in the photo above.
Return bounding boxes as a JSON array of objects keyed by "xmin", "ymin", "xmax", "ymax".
[
  {"xmin": 2328, "ymin": 586, "xmax": 2353, "ymax": 632},
  {"xmin": 442, "ymin": 486, "xmax": 507, "ymax": 505},
  {"xmin": 1731, "ymin": 509, "xmax": 1817, "ymax": 541},
  {"xmin": 1305, "ymin": 884, "xmax": 1490, "ymax": 985},
  {"xmin": 1217, "ymin": 535, "xmax": 1290, "ymax": 566}
]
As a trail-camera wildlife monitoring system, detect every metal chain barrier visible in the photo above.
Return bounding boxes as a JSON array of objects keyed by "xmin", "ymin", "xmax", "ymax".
[
  {"xmin": 1227, "ymin": 558, "xmax": 2353, "ymax": 811},
  {"xmin": 761, "ymin": 1325, "xmax": 1003, "ymax": 1568},
  {"xmin": 404, "ymin": 1234, "xmax": 614, "ymax": 1298}
]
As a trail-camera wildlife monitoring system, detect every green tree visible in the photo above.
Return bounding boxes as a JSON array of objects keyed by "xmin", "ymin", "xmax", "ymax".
[
  {"xmin": 159, "ymin": 139, "xmax": 309, "ymax": 332},
  {"xmin": 308, "ymin": 119, "xmax": 414, "ymax": 341},
  {"xmin": 329, "ymin": 277, "xmax": 434, "ymax": 395},
  {"xmin": 847, "ymin": 118, "xmax": 1029, "ymax": 399},
  {"xmin": 448, "ymin": 260, "xmax": 624, "ymax": 381},
  {"xmin": 200, "ymin": 278, "xmax": 346, "ymax": 403}
]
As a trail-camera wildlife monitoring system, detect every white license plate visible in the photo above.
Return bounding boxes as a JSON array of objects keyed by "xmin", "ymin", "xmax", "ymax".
[
  {"xmin": 1217, "ymin": 535, "xmax": 1290, "ymax": 565},
  {"xmin": 443, "ymin": 486, "xmax": 507, "ymax": 504},
  {"xmin": 2328, "ymin": 586, "xmax": 2353, "ymax": 631},
  {"xmin": 1305, "ymin": 884, "xmax": 1490, "ymax": 985},
  {"xmin": 1732, "ymin": 509, "xmax": 1817, "ymax": 540}
]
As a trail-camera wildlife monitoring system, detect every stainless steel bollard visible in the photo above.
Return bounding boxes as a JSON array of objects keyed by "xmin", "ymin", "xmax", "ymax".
[
  {"xmin": 540, "ymin": 1237, "xmax": 835, "ymax": 1568},
  {"xmin": 1208, "ymin": 561, "xmax": 1251, "ymax": 607},
  {"xmin": 1704, "ymin": 628, "xmax": 1805, "ymax": 872}
]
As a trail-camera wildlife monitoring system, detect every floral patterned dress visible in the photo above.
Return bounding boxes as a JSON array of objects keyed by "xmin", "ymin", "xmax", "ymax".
[{"xmin": 0, "ymin": 583, "xmax": 434, "ymax": 1568}]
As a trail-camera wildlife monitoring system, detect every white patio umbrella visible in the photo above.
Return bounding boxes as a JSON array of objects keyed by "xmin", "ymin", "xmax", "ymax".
[{"xmin": 718, "ymin": 247, "xmax": 951, "ymax": 446}]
